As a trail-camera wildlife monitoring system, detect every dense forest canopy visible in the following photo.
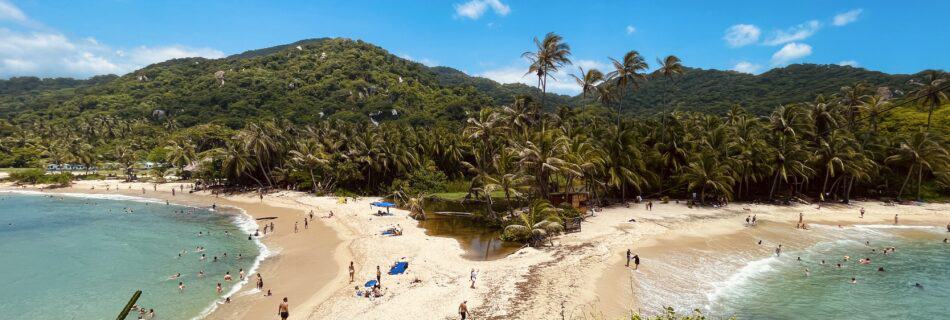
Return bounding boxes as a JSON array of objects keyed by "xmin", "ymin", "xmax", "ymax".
[{"xmin": 0, "ymin": 36, "xmax": 947, "ymax": 228}]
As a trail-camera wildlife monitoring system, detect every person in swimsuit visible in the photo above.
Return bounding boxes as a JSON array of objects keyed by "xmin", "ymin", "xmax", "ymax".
[
  {"xmin": 894, "ymin": 214, "xmax": 898, "ymax": 225},
  {"xmin": 216, "ymin": 283, "xmax": 223, "ymax": 294},
  {"xmin": 633, "ymin": 254, "xmax": 640, "ymax": 269},
  {"xmin": 178, "ymin": 282, "xmax": 185, "ymax": 293},
  {"xmin": 626, "ymin": 249, "xmax": 632, "ymax": 267},
  {"xmin": 376, "ymin": 266, "xmax": 382, "ymax": 284},
  {"xmin": 775, "ymin": 245, "xmax": 782, "ymax": 257},
  {"xmin": 459, "ymin": 301, "xmax": 468, "ymax": 320},
  {"xmin": 470, "ymin": 269, "xmax": 477, "ymax": 288},
  {"xmin": 349, "ymin": 261, "xmax": 355, "ymax": 282},
  {"xmin": 257, "ymin": 274, "xmax": 264, "ymax": 290},
  {"xmin": 860, "ymin": 207, "xmax": 865, "ymax": 218},
  {"xmin": 278, "ymin": 297, "xmax": 290, "ymax": 320}
]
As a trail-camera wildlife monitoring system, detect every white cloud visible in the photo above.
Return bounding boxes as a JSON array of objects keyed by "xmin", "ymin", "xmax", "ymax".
[
  {"xmin": 454, "ymin": 0, "xmax": 510, "ymax": 20},
  {"xmin": 126, "ymin": 45, "xmax": 224, "ymax": 66},
  {"xmin": 723, "ymin": 24, "xmax": 760, "ymax": 47},
  {"xmin": 833, "ymin": 9, "xmax": 862, "ymax": 26},
  {"xmin": 478, "ymin": 59, "xmax": 609, "ymax": 95},
  {"xmin": 625, "ymin": 25, "xmax": 636, "ymax": 35},
  {"xmin": 0, "ymin": 0, "xmax": 27, "ymax": 23},
  {"xmin": 732, "ymin": 61, "xmax": 761, "ymax": 74},
  {"xmin": 763, "ymin": 20, "xmax": 820, "ymax": 46},
  {"xmin": 0, "ymin": 28, "xmax": 223, "ymax": 78},
  {"xmin": 838, "ymin": 60, "xmax": 859, "ymax": 67},
  {"xmin": 400, "ymin": 54, "xmax": 439, "ymax": 67},
  {"xmin": 771, "ymin": 42, "xmax": 812, "ymax": 65}
]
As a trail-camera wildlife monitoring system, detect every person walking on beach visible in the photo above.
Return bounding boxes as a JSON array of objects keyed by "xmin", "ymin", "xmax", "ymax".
[
  {"xmin": 626, "ymin": 249, "xmax": 632, "ymax": 267},
  {"xmin": 304, "ymin": 218, "xmax": 308, "ymax": 230},
  {"xmin": 752, "ymin": 215, "xmax": 757, "ymax": 226},
  {"xmin": 470, "ymin": 268, "xmax": 478, "ymax": 288},
  {"xmin": 349, "ymin": 261, "xmax": 355, "ymax": 282},
  {"xmin": 894, "ymin": 214, "xmax": 899, "ymax": 225},
  {"xmin": 216, "ymin": 283, "xmax": 223, "ymax": 294},
  {"xmin": 294, "ymin": 222, "xmax": 298, "ymax": 233},
  {"xmin": 278, "ymin": 297, "xmax": 290, "ymax": 320},
  {"xmin": 633, "ymin": 254, "xmax": 640, "ymax": 270},
  {"xmin": 257, "ymin": 274, "xmax": 264, "ymax": 290},
  {"xmin": 798, "ymin": 212, "xmax": 804, "ymax": 229},
  {"xmin": 860, "ymin": 207, "xmax": 865, "ymax": 218},
  {"xmin": 459, "ymin": 301, "xmax": 468, "ymax": 320},
  {"xmin": 745, "ymin": 216, "xmax": 750, "ymax": 226},
  {"xmin": 376, "ymin": 266, "xmax": 382, "ymax": 285}
]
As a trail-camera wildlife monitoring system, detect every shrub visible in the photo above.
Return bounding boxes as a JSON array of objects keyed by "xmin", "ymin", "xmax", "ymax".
[{"xmin": 8, "ymin": 168, "xmax": 45, "ymax": 184}]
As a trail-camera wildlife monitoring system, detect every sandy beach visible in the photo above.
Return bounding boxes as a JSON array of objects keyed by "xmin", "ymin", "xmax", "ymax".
[{"xmin": 5, "ymin": 180, "xmax": 948, "ymax": 320}]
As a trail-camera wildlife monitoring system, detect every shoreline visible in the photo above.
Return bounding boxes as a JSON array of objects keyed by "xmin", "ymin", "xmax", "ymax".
[
  {"xmin": 2, "ymin": 179, "xmax": 948, "ymax": 319},
  {"xmin": 1, "ymin": 181, "xmax": 350, "ymax": 320}
]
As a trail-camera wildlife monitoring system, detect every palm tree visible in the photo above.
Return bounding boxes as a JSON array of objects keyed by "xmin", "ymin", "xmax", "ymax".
[
  {"xmin": 835, "ymin": 83, "xmax": 869, "ymax": 129},
  {"xmin": 861, "ymin": 95, "xmax": 890, "ymax": 135},
  {"xmin": 569, "ymin": 67, "xmax": 604, "ymax": 98},
  {"xmin": 654, "ymin": 55, "xmax": 684, "ymax": 80},
  {"xmin": 289, "ymin": 140, "xmax": 331, "ymax": 194},
  {"xmin": 237, "ymin": 123, "xmax": 280, "ymax": 188},
  {"xmin": 815, "ymin": 131, "xmax": 858, "ymax": 202},
  {"xmin": 679, "ymin": 152, "xmax": 735, "ymax": 205},
  {"xmin": 523, "ymin": 32, "xmax": 572, "ymax": 121},
  {"xmin": 885, "ymin": 132, "xmax": 949, "ymax": 201},
  {"xmin": 502, "ymin": 200, "xmax": 564, "ymax": 247},
  {"xmin": 164, "ymin": 139, "xmax": 196, "ymax": 179},
  {"xmin": 908, "ymin": 71, "xmax": 948, "ymax": 131},
  {"xmin": 606, "ymin": 50, "xmax": 649, "ymax": 128}
]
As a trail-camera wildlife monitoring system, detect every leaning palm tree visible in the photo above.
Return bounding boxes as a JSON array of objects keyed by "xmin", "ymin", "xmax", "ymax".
[
  {"xmin": 569, "ymin": 67, "xmax": 604, "ymax": 98},
  {"xmin": 289, "ymin": 140, "xmax": 331, "ymax": 194},
  {"xmin": 907, "ymin": 71, "xmax": 948, "ymax": 131},
  {"xmin": 606, "ymin": 50, "xmax": 649, "ymax": 128},
  {"xmin": 502, "ymin": 200, "xmax": 564, "ymax": 247},
  {"xmin": 522, "ymin": 32, "xmax": 572, "ymax": 121},
  {"xmin": 885, "ymin": 132, "xmax": 950, "ymax": 201},
  {"xmin": 654, "ymin": 55, "xmax": 684, "ymax": 80}
]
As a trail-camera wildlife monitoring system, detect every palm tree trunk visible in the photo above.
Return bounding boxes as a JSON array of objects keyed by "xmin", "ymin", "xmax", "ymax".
[
  {"xmin": 309, "ymin": 169, "xmax": 318, "ymax": 194},
  {"xmin": 927, "ymin": 101, "xmax": 936, "ymax": 131},
  {"xmin": 821, "ymin": 169, "xmax": 830, "ymax": 202},
  {"xmin": 897, "ymin": 165, "xmax": 914, "ymax": 201},
  {"xmin": 916, "ymin": 164, "xmax": 923, "ymax": 201},
  {"xmin": 257, "ymin": 157, "xmax": 273, "ymax": 187},
  {"xmin": 769, "ymin": 170, "xmax": 780, "ymax": 200}
]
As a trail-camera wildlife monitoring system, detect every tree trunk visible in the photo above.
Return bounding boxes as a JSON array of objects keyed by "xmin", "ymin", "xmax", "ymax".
[
  {"xmin": 769, "ymin": 170, "xmax": 780, "ymax": 200},
  {"xmin": 916, "ymin": 164, "xmax": 923, "ymax": 201},
  {"xmin": 897, "ymin": 165, "xmax": 914, "ymax": 201},
  {"xmin": 309, "ymin": 169, "xmax": 318, "ymax": 194},
  {"xmin": 257, "ymin": 157, "xmax": 273, "ymax": 187},
  {"xmin": 820, "ymin": 169, "xmax": 830, "ymax": 202}
]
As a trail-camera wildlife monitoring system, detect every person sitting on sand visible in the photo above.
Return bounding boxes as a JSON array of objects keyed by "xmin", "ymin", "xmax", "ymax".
[{"xmin": 355, "ymin": 286, "xmax": 363, "ymax": 297}]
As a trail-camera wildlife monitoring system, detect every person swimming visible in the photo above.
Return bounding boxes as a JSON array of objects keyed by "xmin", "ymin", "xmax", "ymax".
[
  {"xmin": 878, "ymin": 267, "xmax": 885, "ymax": 272},
  {"xmin": 914, "ymin": 283, "xmax": 924, "ymax": 289},
  {"xmin": 169, "ymin": 273, "xmax": 181, "ymax": 280},
  {"xmin": 850, "ymin": 277, "xmax": 857, "ymax": 284},
  {"xmin": 224, "ymin": 272, "xmax": 232, "ymax": 281}
]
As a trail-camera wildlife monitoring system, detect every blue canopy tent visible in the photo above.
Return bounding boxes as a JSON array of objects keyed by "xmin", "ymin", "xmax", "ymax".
[{"xmin": 371, "ymin": 201, "xmax": 396, "ymax": 214}]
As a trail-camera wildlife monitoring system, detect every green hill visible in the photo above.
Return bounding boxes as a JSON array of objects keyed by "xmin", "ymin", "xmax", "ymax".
[
  {"xmin": 0, "ymin": 38, "xmax": 941, "ymax": 127},
  {"xmin": 610, "ymin": 64, "xmax": 933, "ymax": 116}
]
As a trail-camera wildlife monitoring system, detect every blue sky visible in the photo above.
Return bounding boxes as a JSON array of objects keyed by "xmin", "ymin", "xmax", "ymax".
[{"xmin": 1, "ymin": 0, "xmax": 947, "ymax": 94}]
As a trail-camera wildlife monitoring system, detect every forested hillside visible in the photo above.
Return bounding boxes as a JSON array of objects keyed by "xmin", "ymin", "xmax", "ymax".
[
  {"xmin": 1, "ymin": 37, "xmax": 937, "ymax": 127},
  {"xmin": 606, "ymin": 64, "xmax": 927, "ymax": 116}
]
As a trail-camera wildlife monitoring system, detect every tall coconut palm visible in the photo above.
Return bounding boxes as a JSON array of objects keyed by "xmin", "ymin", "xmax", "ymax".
[
  {"xmin": 861, "ymin": 94, "xmax": 890, "ymax": 136},
  {"xmin": 885, "ymin": 132, "xmax": 950, "ymax": 201},
  {"xmin": 835, "ymin": 83, "xmax": 869, "ymax": 129},
  {"xmin": 522, "ymin": 32, "xmax": 572, "ymax": 120},
  {"xmin": 907, "ymin": 71, "xmax": 948, "ymax": 131},
  {"xmin": 164, "ymin": 139, "xmax": 196, "ymax": 179},
  {"xmin": 654, "ymin": 55, "xmax": 684, "ymax": 80},
  {"xmin": 569, "ymin": 67, "xmax": 604, "ymax": 98},
  {"xmin": 606, "ymin": 50, "xmax": 649, "ymax": 128}
]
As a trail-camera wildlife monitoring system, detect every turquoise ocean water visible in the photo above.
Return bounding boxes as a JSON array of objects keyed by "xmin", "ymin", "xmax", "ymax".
[
  {"xmin": 707, "ymin": 225, "xmax": 950, "ymax": 319},
  {"xmin": 0, "ymin": 192, "xmax": 263, "ymax": 320}
]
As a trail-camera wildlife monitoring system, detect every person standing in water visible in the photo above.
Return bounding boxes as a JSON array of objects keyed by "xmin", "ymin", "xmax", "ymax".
[
  {"xmin": 459, "ymin": 301, "xmax": 468, "ymax": 320},
  {"xmin": 626, "ymin": 249, "xmax": 632, "ymax": 267},
  {"xmin": 775, "ymin": 245, "xmax": 782, "ymax": 257},
  {"xmin": 860, "ymin": 207, "xmax": 865, "ymax": 218},
  {"xmin": 894, "ymin": 214, "xmax": 899, "ymax": 225},
  {"xmin": 633, "ymin": 254, "xmax": 640, "ymax": 270},
  {"xmin": 278, "ymin": 297, "xmax": 289, "ymax": 320}
]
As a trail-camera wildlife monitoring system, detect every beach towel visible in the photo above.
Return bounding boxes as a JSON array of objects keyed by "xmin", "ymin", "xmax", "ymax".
[
  {"xmin": 388, "ymin": 262, "xmax": 408, "ymax": 275},
  {"xmin": 382, "ymin": 229, "xmax": 395, "ymax": 235},
  {"xmin": 364, "ymin": 280, "xmax": 378, "ymax": 287}
]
